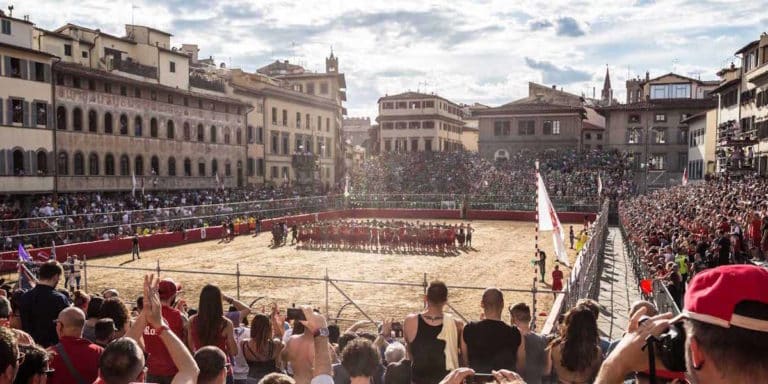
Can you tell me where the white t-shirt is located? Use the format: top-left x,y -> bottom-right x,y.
233,326 -> 251,380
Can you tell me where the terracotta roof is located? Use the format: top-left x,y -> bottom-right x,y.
0,13 -> 33,25
55,61 -> 248,107
126,24 -> 172,37
378,91 -> 461,108
158,45 -> 191,58
735,40 -> 759,55
472,100 -> 585,116
0,41 -> 58,58
230,83 -> 340,110
596,97 -> 717,113
680,111 -> 708,124
54,23 -> 137,45
708,78 -> 741,94
646,72 -> 712,85
36,28 -> 74,40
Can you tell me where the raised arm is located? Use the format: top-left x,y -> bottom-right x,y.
224,294 -> 251,319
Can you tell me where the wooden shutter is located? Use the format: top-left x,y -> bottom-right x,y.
0,96 -> 3,125
2,57 -> 10,77
19,59 -> 27,80
22,101 -> 30,127
6,99 -> 12,124
25,150 -> 33,175
5,150 -> 12,176
0,150 -> 5,176
47,104 -> 53,129
43,63 -> 51,83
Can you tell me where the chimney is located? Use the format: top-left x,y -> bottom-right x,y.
645,71 -> 650,82
552,85 -> 557,89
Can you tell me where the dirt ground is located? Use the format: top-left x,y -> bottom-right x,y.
83,219 -> 582,329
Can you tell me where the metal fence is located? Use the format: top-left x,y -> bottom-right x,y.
543,200 -> 610,333
617,220 -> 681,315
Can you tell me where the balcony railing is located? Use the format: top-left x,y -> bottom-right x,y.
114,59 -> 158,79
190,74 -> 226,93
747,62 -> 768,85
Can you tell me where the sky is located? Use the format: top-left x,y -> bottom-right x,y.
8,0 -> 768,119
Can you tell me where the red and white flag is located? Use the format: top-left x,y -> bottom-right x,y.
597,172 -> 603,196
682,167 -> 688,186
537,172 -> 570,266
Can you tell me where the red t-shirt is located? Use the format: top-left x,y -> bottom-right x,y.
144,305 -> 185,376
49,336 -> 103,384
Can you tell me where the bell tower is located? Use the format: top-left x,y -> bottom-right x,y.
325,48 -> 338,74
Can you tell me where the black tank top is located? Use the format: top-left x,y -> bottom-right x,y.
410,315 -> 447,384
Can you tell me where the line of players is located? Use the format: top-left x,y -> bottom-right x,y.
295,219 -> 474,253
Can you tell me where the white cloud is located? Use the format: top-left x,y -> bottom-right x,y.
10,0 -> 767,119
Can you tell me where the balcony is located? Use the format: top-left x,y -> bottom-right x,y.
58,175 -> 233,192
0,176 -> 54,193
190,74 -> 226,93
747,62 -> 768,85
114,59 -> 158,79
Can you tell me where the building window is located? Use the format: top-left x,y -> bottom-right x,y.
652,127 -> 667,144
198,160 -> 205,176
384,139 -> 392,152
628,128 -> 641,144
9,99 -> 22,124
411,138 -> 419,152
257,159 -> 264,176
88,79 -> 95,90
82,51 -> 88,59
272,107 -> 278,124
210,126 -> 217,143
585,133 -> 592,140
677,128 -> 688,145
649,154 -> 665,170
88,153 -> 99,175
120,86 -> 127,96
211,159 -> 218,176
184,158 -> 192,176
134,116 -> 143,136
1,19 -> 10,35
197,124 -> 204,141
88,110 -> 97,132
104,82 -> 112,93
236,128 -> 242,144
168,157 -> 176,176
282,109 -> 288,126
170,61 -> 176,73
183,123 -> 191,140
119,155 -> 130,176
104,113 -> 113,134
654,113 -> 666,122
8,58 -> 21,78
257,127 -> 263,143
306,83 -> 315,95
150,118 -> 158,137
73,152 -> 84,175
282,135 -> 289,154
247,125 -> 254,143
57,152 -> 69,175
134,156 -> 144,175
320,82 -> 329,94
518,120 -> 535,135
596,133 -> 603,140
134,88 -> 141,98
425,139 -> 433,152
105,154 -> 115,176
36,103 -> 47,126
64,44 -> 72,56
543,120 -> 560,135
225,162 -> 231,177
494,121 -> 511,136
119,114 -> 128,135
167,121 -> 175,139
247,158 -> 254,176
650,84 -> 690,99
326,118 -> 330,132
296,112 -> 301,128
33,62 -> 45,82
271,166 -> 278,178
56,106 -> 67,130
224,128 -> 231,144
72,108 -> 83,131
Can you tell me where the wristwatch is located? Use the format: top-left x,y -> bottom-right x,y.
314,327 -> 329,338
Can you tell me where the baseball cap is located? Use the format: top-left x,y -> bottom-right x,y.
672,265 -> 768,331
158,278 -> 182,300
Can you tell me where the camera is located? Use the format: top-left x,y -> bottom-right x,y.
640,316 -> 687,373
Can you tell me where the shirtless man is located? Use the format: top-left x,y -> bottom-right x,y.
280,322 -> 315,384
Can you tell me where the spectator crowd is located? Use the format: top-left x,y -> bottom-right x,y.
0,261 -> 766,384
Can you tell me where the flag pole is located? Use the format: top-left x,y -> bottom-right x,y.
534,161 -> 540,283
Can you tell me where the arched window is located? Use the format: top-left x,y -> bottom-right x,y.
73,152 -> 85,175
120,154 -> 130,176
198,159 -> 206,176
183,158 -> 191,176
88,153 -> 99,175
247,125 -> 254,143
211,159 -> 218,176
56,106 -> 67,130
88,110 -> 97,132
119,114 -> 128,135
183,122 -> 190,140
225,161 -> 232,176
168,157 -> 176,176
12,149 -> 24,176
72,108 -> 83,131
104,112 -> 113,134
134,116 -> 143,137
150,118 -> 158,138
197,124 -> 204,142
57,152 -> 68,175
105,154 -> 115,176
167,120 -> 175,139
150,156 -> 159,175
135,156 -> 144,175
210,125 -> 217,143
224,127 -> 231,144
236,129 -> 242,144
37,151 -> 48,175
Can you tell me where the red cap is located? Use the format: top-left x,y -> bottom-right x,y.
158,279 -> 181,300
672,265 -> 768,331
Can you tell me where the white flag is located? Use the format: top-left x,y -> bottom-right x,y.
537,172 -> 570,266
682,167 -> 688,186
597,173 -> 603,196
344,175 -> 350,197
131,170 -> 136,197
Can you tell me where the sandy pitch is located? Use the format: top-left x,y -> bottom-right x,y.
83,220 -> 580,329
